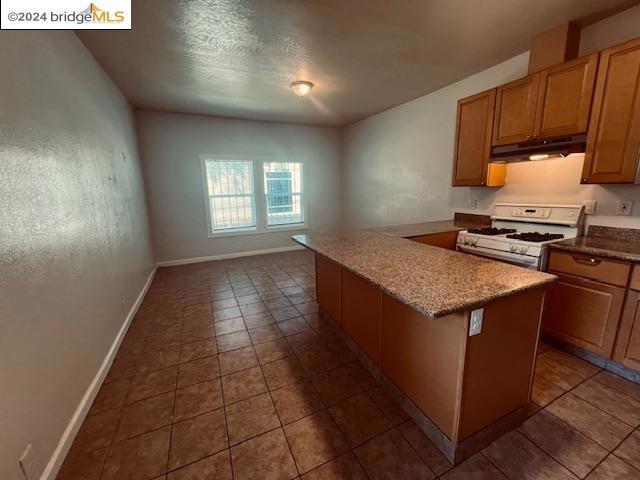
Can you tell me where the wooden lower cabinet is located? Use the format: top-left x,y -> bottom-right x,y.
613,289 -> 640,371
543,272 -> 625,357
340,269 -> 382,365
408,231 -> 459,250
315,254 -> 341,325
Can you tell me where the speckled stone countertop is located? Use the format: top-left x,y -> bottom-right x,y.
550,226 -> 640,263
292,231 -> 556,318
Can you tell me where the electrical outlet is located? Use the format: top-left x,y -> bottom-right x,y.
583,200 -> 597,215
468,197 -> 477,209
469,308 -> 483,336
616,200 -> 633,216
18,444 -> 35,480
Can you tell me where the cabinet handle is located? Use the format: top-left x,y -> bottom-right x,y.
572,255 -> 601,266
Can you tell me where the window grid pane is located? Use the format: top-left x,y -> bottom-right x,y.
263,162 -> 303,226
206,160 -> 256,231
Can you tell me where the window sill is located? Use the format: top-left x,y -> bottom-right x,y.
208,223 -> 309,239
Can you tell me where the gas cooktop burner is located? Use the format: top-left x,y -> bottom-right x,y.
467,227 -> 517,236
506,232 -> 565,242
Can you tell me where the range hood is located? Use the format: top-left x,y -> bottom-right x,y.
491,134 -> 587,162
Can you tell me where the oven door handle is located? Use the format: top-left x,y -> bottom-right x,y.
457,244 -> 540,269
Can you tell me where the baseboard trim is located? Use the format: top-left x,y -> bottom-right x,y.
156,245 -> 305,267
41,267 -> 157,480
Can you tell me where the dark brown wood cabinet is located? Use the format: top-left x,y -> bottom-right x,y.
582,37 -> 640,184
543,272 -> 625,357
315,254 -> 341,325
534,53 -> 598,139
614,289 -> 640,371
408,231 -> 459,250
493,75 -> 540,146
452,90 -> 496,186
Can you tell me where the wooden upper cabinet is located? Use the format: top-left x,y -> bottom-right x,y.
582,37 -> 640,184
534,53 -> 598,139
492,74 -> 540,146
452,89 -> 496,186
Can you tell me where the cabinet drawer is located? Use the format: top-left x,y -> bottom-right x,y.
548,250 -> 630,287
631,266 -> 640,291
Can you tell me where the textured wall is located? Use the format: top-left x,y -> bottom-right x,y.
341,5 -> 640,230
136,110 -> 342,263
0,31 -> 154,479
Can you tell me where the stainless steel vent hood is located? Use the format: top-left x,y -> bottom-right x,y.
491,134 -> 587,162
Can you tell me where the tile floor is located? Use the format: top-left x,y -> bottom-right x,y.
58,250 -> 640,480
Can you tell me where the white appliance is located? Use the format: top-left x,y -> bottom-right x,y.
456,203 -> 585,270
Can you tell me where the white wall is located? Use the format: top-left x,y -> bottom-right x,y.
0,31 -> 154,479
136,111 -> 342,263
341,5 -> 640,230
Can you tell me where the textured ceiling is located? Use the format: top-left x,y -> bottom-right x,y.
77,0 -> 640,126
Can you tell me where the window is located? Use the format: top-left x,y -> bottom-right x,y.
264,162 -> 303,226
201,157 -> 306,236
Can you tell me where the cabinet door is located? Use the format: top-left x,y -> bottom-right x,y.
452,89 -> 495,186
613,290 -> 640,371
582,37 -> 640,184
492,74 -> 540,146
543,272 -> 625,357
315,254 -> 341,325
534,53 -> 598,139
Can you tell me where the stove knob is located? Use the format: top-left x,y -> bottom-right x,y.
519,246 -> 528,254
510,244 -> 517,253
471,239 -> 478,246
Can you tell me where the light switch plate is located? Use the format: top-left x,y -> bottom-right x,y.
583,200 -> 596,215
469,308 -> 483,336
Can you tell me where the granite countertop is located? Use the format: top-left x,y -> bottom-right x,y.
550,232 -> 640,263
371,220 -> 480,238
292,231 -> 556,318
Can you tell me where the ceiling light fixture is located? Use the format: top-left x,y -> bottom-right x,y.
290,80 -> 314,97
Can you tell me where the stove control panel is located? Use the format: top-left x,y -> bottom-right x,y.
512,207 -> 550,218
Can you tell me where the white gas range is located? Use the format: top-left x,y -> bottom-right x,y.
456,203 -> 585,270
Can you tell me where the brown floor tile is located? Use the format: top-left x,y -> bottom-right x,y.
218,345 -> 258,375
249,324 -> 284,344
297,347 -> 341,375
243,311 -> 275,329
294,302 -> 319,316
326,340 -> 357,363
144,327 -> 182,353
72,408 -> 121,454
397,421 -> 452,476
531,374 -> 566,407
343,361 -> 379,391
519,410 -> 607,478
255,338 -> 294,364
167,450 -> 232,480
535,355 -> 587,390
211,297 -> 238,311
127,366 -> 178,403
262,356 -> 308,390
440,453 -> 505,479
310,366 -> 362,406
225,392 -> 281,445
213,306 -> 242,321
174,378 -> 223,421
303,312 -> 328,329
586,454 -> 640,479
271,306 -> 301,322
221,365 -> 268,404
368,386 -> 409,425
90,379 -> 130,415
240,302 -> 269,316
614,430 -> 640,470
540,349 -> 601,377
57,447 -> 108,480
236,293 -> 263,306
278,317 -> 311,337
116,391 -> 175,441
301,452 -> 367,480
288,293 -> 314,305
230,428 -> 297,480
264,297 -> 293,310
483,430 -> 576,479
572,379 -> 640,426
105,355 -> 139,383
181,322 -> 215,344
329,392 -> 392,447
260,289 -> 286,300
101,426 -> 170,480
271,380 -> 325,425
282,286 -> 305,296
216,330 -> 252,353
284,411 -> 349,473
169,408 -> 228,470
179,338 -> 217,363
177,355 -> 220,388
286,330 -> 321,353
546,393 -> 633,450
592,371 -> 640,402
355,428 -> 433,479
214,317 -> 246,336
135,348 -> 181,376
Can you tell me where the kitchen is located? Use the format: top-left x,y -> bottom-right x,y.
2,2 -> 640,480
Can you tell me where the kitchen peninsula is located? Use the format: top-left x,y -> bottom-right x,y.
293,229 -> 556,463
